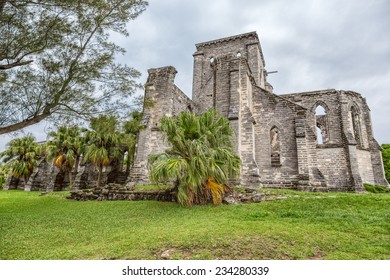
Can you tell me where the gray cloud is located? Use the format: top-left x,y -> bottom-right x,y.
1,0 -> 389,150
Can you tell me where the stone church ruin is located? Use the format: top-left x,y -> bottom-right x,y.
4,31 -> 389,192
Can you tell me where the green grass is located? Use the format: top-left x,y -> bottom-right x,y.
0,189 -> 389,260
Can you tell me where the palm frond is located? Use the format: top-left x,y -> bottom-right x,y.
148,109 -> 241,207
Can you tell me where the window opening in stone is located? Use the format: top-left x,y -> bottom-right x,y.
209,56 -> 216,65
270,126 -> 281,167
315,105 -> 327,144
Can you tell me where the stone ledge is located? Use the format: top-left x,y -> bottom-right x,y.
67,185 -> 285,205
67,185 -> 177,202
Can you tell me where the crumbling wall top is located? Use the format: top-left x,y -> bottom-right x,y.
195,31 -> 259,48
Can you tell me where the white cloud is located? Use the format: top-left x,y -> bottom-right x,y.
1,0 -> 389,150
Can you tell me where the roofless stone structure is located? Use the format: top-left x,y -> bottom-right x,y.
4,32 -> 388,192
128,31 -> 388,191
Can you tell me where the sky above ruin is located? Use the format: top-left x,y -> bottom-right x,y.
1,0 -> 389,150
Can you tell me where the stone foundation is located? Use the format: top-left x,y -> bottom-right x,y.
67,184 -> 287,204
67,184 -> 177,202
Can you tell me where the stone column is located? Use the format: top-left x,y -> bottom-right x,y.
295,112 -> 310,187
338,91 -> 364,191
192,51 -> 204,110
127,66 -> 177,185
347,144 -> 364,191
2,175 -> 13,190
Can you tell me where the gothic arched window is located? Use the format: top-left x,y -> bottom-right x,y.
315,105 -> 328,144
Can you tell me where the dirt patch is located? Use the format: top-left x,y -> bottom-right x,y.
154,236 -> 293,260
309,249 -> 325,260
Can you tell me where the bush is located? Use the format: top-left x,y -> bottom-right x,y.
0,164 -> 11,190
382,144 -> 390,183
363,183 -> 390,193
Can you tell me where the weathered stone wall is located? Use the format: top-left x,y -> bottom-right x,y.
128,66 -> 192,186
316,148 -> 350,190
280,89 -> 388,189
68,185 -> 177,202
281,90 -> 344,145
251,87 -> 318,189
3,175 -> 21,190
192,32 -> 267,115
5,156 -> 128,192
356,149 -> 375,185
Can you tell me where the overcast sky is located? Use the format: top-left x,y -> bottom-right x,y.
1,0 -> 389,150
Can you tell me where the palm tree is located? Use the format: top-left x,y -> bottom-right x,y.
148,109 -> 241,207
46,126 -> 85,189
123,111 -> 143,170
0,136 -> 41,186
84,115 -> 123,188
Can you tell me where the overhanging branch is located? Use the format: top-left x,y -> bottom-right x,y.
0,60 -> 33,70
0,110 -> 50,135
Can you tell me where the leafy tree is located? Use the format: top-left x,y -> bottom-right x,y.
0,164 -> 10,189
0,0 -> 148,135
46,125 -> 85,189
0,135 -> 42,185
148,110 -> 241,207
84,115 -> 122,188
382,144 -> 390,183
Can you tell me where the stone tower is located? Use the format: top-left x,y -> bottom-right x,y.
191,32 -> 274,184
192,32 -> 270,115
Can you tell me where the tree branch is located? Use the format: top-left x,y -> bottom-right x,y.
0,60 -> 33,70
0,110 -> 50,134
0,0 -> 6,13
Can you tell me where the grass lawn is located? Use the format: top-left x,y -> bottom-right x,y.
0,189 -> 389,260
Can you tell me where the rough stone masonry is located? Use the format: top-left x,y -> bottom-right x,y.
4,31 -> 389,192
128,31 -> 389,192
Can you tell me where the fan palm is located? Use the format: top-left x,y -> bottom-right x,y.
0,136 -> 41,185
46,126 -> 85,189
123,111 -> 143,168
148,109 -> 240,207
84,115 -> 123,188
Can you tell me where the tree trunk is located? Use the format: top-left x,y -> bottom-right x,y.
97,165 -> 103,188
74,156 -> 80,174
68,157 -> 80,190
68,171 -> 74,190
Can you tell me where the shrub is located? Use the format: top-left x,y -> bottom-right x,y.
148,110 -> 240,207
0,164 -> 11,190
363,183 -> 390,193
382,144 -> 390,183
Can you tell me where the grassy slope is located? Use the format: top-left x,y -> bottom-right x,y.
0,190 -> 389,260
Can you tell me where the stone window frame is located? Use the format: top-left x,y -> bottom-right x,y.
311,101 -> 331,145
348,102 -> 364,148
267,122 -> 283,167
